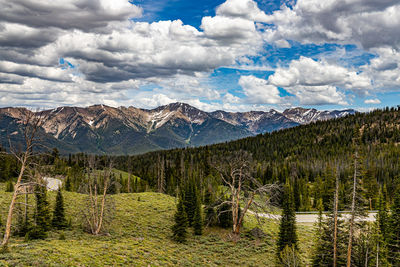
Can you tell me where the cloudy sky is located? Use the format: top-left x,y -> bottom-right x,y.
0,0 -> 399,112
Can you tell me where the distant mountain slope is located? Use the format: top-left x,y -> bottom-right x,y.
0,103 -> 355,154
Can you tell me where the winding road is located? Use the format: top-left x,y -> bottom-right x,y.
249,211 -> 377,224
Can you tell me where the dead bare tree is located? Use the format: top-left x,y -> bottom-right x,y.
1,110 -> 46,250
213,150 -> 280,237
82,157 -> 114,235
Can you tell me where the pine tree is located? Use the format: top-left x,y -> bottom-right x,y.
172,192 -> 188,243
377,191 -> 389,241
277,180 -> 298,262
388,189 -> 400,264
184,180 -> 196,226
312,213 -> 348,266
108,173 -> 117,194
52,189 -> 68,230
28,185 -> 51,239
203,186 -> 216,226
14,205 -> 30,237
370,208 -> 390,267
65,176 -> 72,192
193,189 -> 203,235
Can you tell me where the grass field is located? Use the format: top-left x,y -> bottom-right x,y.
0,184 -> 315,266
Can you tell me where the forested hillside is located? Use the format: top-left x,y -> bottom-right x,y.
111,106 -> 400,211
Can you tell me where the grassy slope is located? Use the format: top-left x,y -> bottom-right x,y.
0,185 -> 314,266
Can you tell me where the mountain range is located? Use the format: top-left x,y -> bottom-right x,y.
0,103 -> 355,155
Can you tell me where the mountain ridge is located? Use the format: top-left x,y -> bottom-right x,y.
0,103 -> 355,154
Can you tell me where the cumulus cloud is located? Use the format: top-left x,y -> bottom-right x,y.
0,0 -> 268,109
1,0 -> 400,110
0,0 -> 142,32
364,98 -> 381,104
239,75 -> 282,104
268,56 -> 371,93
216,0 -> 269,22
262,0 -> 400,98
264,0 -> 400,50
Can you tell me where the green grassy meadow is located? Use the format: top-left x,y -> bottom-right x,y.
0,184 -> 314,266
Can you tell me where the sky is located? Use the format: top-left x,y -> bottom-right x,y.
0,0 -> 399,112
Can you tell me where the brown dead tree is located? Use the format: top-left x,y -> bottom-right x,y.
213,150 -> 280,237
82,157 -> 114,235
1,110 -> 46,250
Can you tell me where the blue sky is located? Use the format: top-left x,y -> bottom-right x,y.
128,0 -> 392,111
0,0 -> 399,112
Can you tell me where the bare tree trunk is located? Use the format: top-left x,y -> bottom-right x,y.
333,169 -> 340,267
214,151 -> 279,238
95,181 -> 108,235
1,151 -> 28,248
347,152 -> 358,267
1,111 -> 45,249
376,242 -> 379,267
85,163 -> 111,235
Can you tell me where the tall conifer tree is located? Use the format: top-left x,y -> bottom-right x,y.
29,185 -> 51,239
388,189 -> 400,264
277,180 -> 298,261
193,189 -> 203,235
172,191 -> 188,243
52,189 -> 68,229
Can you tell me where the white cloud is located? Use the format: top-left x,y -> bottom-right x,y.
286,85 -> 347,105
0,0 -> 268,108
264,0 -> 400,50
216,0 -> 269,22
239,75 -> 282,104
268,56 -> 371,94
1,0 -> 399,110
364,98 -> 381,104
223,93 -> 241,104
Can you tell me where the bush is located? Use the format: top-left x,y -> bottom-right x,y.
58,232 -> 66,240
5,180 -> 14,192
25,228 -> 47,240
279,245 -> 301,267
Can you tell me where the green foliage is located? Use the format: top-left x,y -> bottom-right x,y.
203,187 -> 216,226
29,185 -> 51,239
311,212 -> 348,266
5,180 -> 13,192
0,154 -> 18,182
64,177 -> 71,192
388,189 -> 400,264
52,189 -> 68,230
217,202 -> 232,229
14,206 -> 31,237
279,245 -> 301,267
58,232 -> 66,240
172,192 -> 188,243
277,180 -> 298,262
193,191 -> 203,235
378,192 -> 389,241
183,180 -> 196,226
